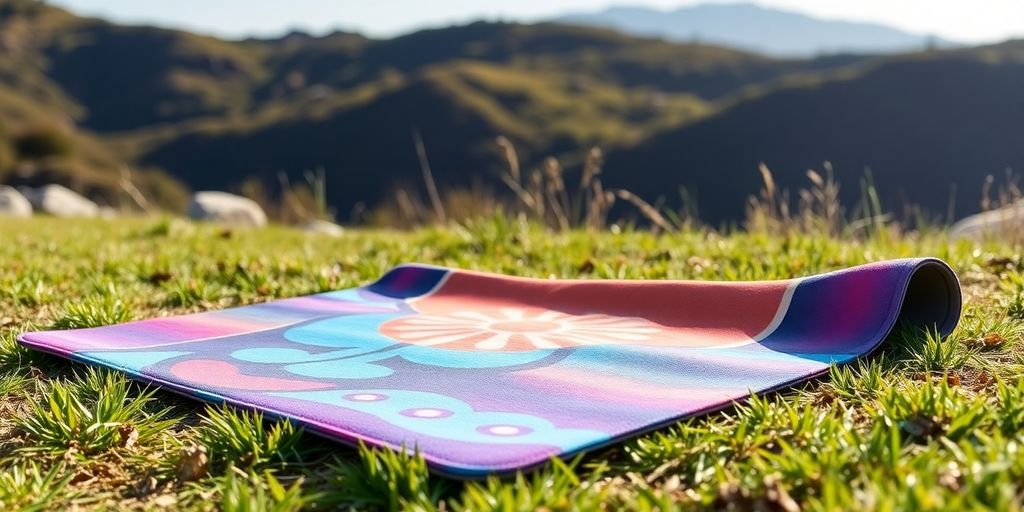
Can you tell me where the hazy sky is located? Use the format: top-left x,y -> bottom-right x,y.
48,0 -> 1024,44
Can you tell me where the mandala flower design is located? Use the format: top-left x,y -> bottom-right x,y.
379,307 -> 662,351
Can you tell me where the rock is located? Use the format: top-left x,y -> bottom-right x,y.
950,203 -> 1024,240
20,184 -> 98,218
302,219 -> 344,237
186,191 -> 267,228
0,185 -> 32,217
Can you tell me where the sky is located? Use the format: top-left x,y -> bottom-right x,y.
48,0 -> 1024,45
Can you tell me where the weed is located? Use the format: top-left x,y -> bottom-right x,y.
17,368 -> 176,455
455,458 -> 608,511
0,462 -> 75,511
216,467 -> 309,512
52,296 -> 134,329
195,406 -> 305,471
321,443 -> 447,511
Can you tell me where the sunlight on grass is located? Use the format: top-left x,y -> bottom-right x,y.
0,216 -> 1022,509
321,443 -> 447,511
888,326 -> 975,373
215,467 -> 308,512
17,368 -> 176,455
195,406 -> 305,471
455,458 -> 608,511
0,462 -> 76,512
51,296 -> 135,330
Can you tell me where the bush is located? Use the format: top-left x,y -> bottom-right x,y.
13,127 -> 74,159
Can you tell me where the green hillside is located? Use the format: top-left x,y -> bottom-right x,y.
0,0 -> 262,130
0,76 -> 187,209
110,20 -> 866,218
1,0 -> 1019,222
0,0 -> 193,208
0,0 -> 871,216
128,60 -> 712,212
605,42 -> 1024,224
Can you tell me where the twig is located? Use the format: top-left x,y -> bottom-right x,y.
118,166 -> 150,213
412,128 -> 447,224
614,189 -> 676,233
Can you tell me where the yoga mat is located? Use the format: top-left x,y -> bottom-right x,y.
19,258 -> 961,477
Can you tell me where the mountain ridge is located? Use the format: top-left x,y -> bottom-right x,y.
604,41 -> 1024,224
0,0 -> 1019,225
557,3 -> 955,57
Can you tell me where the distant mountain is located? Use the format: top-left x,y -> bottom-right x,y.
1,0 -> 1017,226
557,3 -> 953,57
604,42 -> 1024,224
0,0 -> 864,215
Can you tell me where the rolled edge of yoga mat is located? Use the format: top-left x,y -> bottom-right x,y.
17,258 -> 962,477
755,257 -> 961,358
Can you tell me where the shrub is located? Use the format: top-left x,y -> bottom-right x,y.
13,127 -> 74,160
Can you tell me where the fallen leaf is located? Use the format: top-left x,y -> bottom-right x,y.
69,470 -> 94,485
812,389 -> 836,407
982,333 -> 1006,348
176,444 -> 208,482
976,371 -> 996,389
119,424 -> 139,449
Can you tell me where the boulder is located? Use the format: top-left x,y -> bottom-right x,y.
0,185 -> 32,217
187,191 -> 267,227
950,203 -> 1024,240
20,184 -> 98,218
302,219 -> 344,237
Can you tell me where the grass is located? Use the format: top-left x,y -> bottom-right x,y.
0,215 -> 1022,510
16,367 -> 175,455
213,468 -> 308,512
196,407 -> 306,471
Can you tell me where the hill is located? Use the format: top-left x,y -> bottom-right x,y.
557,3 -> 953,57
0,0 -> 1017,224
0,81 -> 186,209
1,0 -> 871,216
604,41 -> 1024,225
120,21 -> 871,218
0,0 -> 263,131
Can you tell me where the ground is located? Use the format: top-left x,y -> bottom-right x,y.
0,216 -> 1022,511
